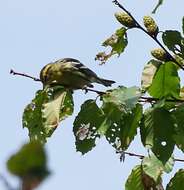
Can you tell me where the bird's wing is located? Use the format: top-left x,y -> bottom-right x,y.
59,58 -> 98,80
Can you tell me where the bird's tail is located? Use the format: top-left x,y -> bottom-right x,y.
98,78 -> 115,87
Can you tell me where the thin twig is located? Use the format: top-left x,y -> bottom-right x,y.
10,69 -> 41,82
10,69 -> 107,95
84,88 -> 105,95
124,151 -> 144,159
174,158 -> 184,162
112,0 -> 184,70
140,96 -> 184,103
10,70 -> 184,103
117,151 -> 184,162
0,174 -> 14,190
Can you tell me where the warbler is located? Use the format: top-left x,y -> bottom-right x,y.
40,58 -> 115,89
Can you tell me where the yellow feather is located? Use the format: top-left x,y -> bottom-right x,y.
40,63 -> 52,82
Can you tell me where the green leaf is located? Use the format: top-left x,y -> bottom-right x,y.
95,27 -> 128,64
182,17 -> 184,35
23,90 -> 48,143
102,27 -> 128,55
59,90 -> 74,119
125,165 -> 144,190
7,141 -> 49,179
152,0 -> 164,14
103,86 -> 142,112
23,86 -> 73,143
164,156 -> 175,173
172,104 -> 184,152
162,30 -> 182,52
101,86 -> 142,151
180,86 -> 184,100
110,27 -> 128,55
125,165 -> 163,190
153,98 -> 176,111
104,103 -> 142,151
73,100 -> 105,154
141,108 -> 175,163
73,87 -> 143,154
141,59 -> 161,91
140,109 -> 154,149
148,62 -> 180,99
166,169 -> 184,190
126,165 -> 164,190
142,154 -> 174,182
119,104 -> 142,150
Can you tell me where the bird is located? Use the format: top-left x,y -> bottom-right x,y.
40,58 -> 115,89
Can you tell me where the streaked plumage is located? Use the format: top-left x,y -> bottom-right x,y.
40,58 -> 115,89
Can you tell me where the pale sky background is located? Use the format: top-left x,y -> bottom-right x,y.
1,0 -> 184,190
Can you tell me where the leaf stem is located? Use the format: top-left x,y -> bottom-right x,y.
112,0 -> 184,70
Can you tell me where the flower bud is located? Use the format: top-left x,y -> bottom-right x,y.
143,16 -> 158,36
115,12 -> 135,28
151,48 -> 168,61
174,54 -> 184,68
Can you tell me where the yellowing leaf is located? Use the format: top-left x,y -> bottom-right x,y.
23,86 -> 74,143
180,86 -> 184,100
142,154 -> 174,182
141,59 -> 161,91
42,88 -> 73,136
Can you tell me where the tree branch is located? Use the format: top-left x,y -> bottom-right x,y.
10,69 -> 106,95
112,0 -> 184,70
117,151 -> 184,163
10,69 -> 41,82
123,151 -> 144,159
10,70 -> 184,102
